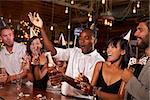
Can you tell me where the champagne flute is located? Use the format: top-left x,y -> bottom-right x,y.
78,58 -> 85,75
76,57 -> 86,88
45,52 -> 59,91
16,74 -> 23,99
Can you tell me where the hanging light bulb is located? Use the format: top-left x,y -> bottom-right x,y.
0,16 -> 3,20
137,1 -> 140,8
104,19 -> 107,25
8,19 -> 11,23
65,6 -> 68,14
133,6 -> 136,13
50,25 -> 54,31
109,21 -> 112,27
71,0 -> 74,5
107,21 -> 110,26
89,16 -> 92,22
102,0 -> 105,4
88,12 -> 91,17
68,24 -> 71,29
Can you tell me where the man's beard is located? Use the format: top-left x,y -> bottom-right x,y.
138,33 -> 149,49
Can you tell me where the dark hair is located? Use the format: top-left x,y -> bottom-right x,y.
26,36 -> 43,56
107,36 -> 130,69
81,28 -> 95,37
0,26 -> 13,35
138,17 -> 150,31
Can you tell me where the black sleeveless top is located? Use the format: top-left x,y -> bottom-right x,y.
96,64 -> 122,94
32,64 -> 49,90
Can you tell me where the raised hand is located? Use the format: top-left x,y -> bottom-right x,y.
21,54 -> 31,70
28,12 -> 43,28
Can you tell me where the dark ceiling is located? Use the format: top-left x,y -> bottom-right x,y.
0,0 -> 149,53
0,0 -> 149,26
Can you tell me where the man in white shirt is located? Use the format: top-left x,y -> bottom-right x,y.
28,12 -> 105,98
0,26 -> 27,82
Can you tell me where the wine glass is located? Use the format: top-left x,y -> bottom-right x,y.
0,68 -> 7,89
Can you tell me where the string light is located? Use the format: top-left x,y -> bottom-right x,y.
21,36 -> 23,38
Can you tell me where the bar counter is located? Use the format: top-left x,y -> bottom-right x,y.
0,83 -> 84,100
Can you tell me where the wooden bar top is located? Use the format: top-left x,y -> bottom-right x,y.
0,83 -> 83,100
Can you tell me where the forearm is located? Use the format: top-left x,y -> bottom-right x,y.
96,91 -> 123,100
7,69 -> 28,82
40,27 -> 56,56
126,76 -> 149,100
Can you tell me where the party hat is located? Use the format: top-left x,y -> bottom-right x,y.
0,17 -> 6,28
58,33 -> 66,46
124,29 -> 131,42
30,27 -> 38,38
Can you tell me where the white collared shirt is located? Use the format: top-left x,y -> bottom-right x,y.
54,47 -> 105,98
0,42 -> 26,75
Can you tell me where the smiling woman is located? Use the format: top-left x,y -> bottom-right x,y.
79,36 -> 130,100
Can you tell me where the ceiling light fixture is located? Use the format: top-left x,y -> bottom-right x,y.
100,0 -> 114,27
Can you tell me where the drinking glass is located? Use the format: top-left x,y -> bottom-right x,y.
0,68 -> 7,89
16,75 -> 23,99
78,58 -> 85,75
46,52 -> 61,92
47,66 -> 61,93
